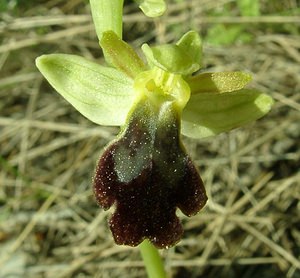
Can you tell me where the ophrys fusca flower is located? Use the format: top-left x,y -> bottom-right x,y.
36,1 -> 273,248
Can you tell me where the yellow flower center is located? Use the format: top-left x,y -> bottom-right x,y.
133,66 -> 190,111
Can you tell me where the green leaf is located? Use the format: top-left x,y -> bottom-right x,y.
176,31 -> 202,68
187,72 -> 252,94
36,54 -> 135,126
136,0 -> 167,17
181,89 -> 274,138
100,31 -> 146,79
90,0 -> 124,41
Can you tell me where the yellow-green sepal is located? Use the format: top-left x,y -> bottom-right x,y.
176,31 -> 202,69
187,71 -> 252,94
36,54 -> 135,126
181,89 -> 274,138
141,31 -> 202,75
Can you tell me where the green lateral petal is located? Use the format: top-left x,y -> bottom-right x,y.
142,44 -> 200,75
100,31 -> 146,79
187,72 -> 252,94
137,0 -> 167,17
176,31 -> 202,68
90,0 -> 124,41
181,89 -> 274,138
36,54 -> 134,126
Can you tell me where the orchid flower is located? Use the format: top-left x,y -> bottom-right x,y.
36,0 -> 273,249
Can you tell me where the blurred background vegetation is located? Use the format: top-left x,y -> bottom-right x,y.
0,0 -> 299,277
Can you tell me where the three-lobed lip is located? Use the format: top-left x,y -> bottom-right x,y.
93,97 -> 207,248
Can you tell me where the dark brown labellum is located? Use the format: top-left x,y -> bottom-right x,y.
93,98 -> 207,248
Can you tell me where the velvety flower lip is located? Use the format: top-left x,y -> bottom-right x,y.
93,97 -> 207,248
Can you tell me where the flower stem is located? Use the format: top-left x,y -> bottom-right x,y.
139,240 -> 167,278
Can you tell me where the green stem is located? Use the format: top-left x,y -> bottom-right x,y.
139,240 -> 167,278
90,0 -> 124,40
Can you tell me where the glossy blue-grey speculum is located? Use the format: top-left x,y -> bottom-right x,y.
93,96 -> 207,248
